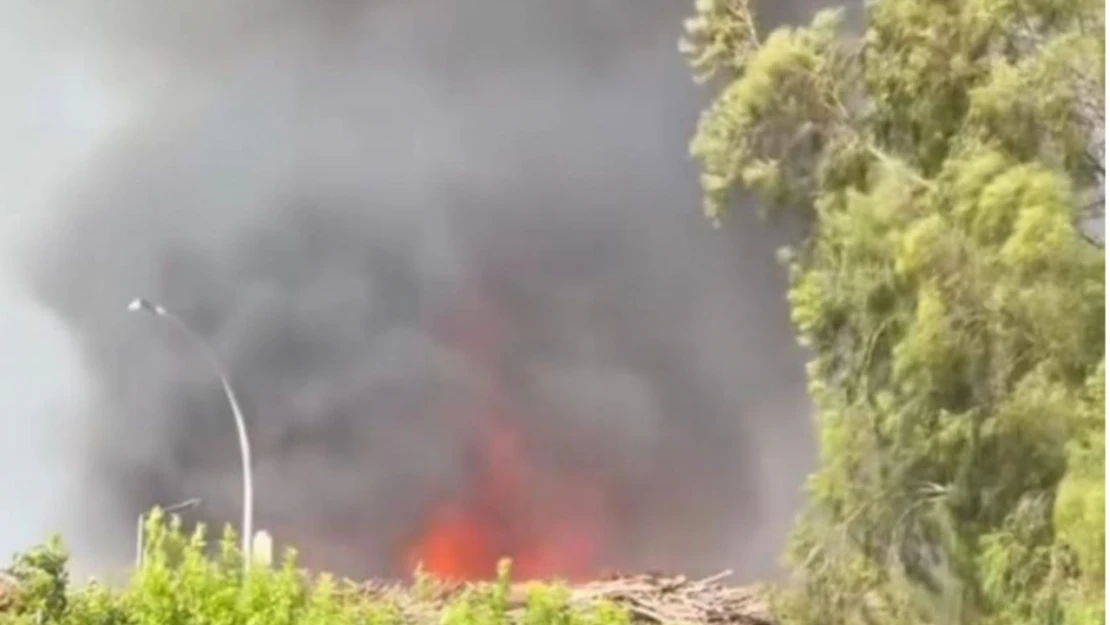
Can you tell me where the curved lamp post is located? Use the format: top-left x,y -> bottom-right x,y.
128,298 -> 254,570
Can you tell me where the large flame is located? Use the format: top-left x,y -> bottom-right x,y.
404,285 -> 609,582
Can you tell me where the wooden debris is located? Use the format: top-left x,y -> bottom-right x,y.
558,572 -> 773,625
347,571 -> 775,625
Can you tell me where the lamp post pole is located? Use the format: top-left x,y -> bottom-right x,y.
135,497 -> 202,567
128,298 -> 254,570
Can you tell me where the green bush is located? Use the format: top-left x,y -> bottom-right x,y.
0,509 -> 632,625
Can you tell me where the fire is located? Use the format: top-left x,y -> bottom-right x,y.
404,285 -> 609,582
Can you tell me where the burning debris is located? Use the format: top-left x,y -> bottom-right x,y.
401,284 -> 612,582
357,571 -> 775,625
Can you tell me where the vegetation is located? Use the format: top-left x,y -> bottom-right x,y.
3,1 -> 1103,624
0,509 -> 632,625
681,0 -> 1104,623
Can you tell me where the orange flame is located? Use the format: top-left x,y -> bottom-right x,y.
404,286 -> 608,582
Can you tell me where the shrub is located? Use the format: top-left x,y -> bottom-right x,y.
0,509 -> 632,625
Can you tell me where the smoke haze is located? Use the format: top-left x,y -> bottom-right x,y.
4,0 -> 834,581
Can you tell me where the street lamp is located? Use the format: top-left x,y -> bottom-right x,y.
127,297 -> 254,570
135,497 -> 202,567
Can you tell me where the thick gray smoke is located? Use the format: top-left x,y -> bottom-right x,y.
19,0 -> 826,581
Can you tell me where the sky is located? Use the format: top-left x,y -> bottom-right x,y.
0,5 -> 131,563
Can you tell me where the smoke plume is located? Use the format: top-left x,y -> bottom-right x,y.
18,0 -> 829,582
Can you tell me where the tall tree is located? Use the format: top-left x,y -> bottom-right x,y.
680,0 -> 1104,623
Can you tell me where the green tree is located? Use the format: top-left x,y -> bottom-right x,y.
680,0 -> 1104,623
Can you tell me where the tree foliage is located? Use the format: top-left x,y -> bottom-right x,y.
682,0 -> 1104,623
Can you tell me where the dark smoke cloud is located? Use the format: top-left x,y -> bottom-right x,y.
24,0 -> 831,581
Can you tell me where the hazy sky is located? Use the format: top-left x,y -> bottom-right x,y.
0,5 -> 130,563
